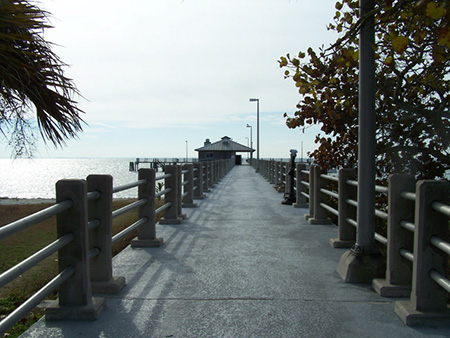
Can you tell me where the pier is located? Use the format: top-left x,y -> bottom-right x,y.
19,165 -> 448,337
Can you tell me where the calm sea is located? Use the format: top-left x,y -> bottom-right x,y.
0,158 -> 144,199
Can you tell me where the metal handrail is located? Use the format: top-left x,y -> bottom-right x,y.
320,174 -> 338,182
0,233 -> 74,288
429,269 -> 450,294
155,202 -> 172,216
156,173 -> 172,181
400,191 -> 416,202
112,199 -> 148,219
432,201 -> 450,218
320,188 -> 338,200
0,199 -> 73,241
155,188 -> 172,199
0,266 -> 75,335
112,217 -> 148,245
112,179 -> 147,193
430,235 -> 450,256
320,202 -> 339,216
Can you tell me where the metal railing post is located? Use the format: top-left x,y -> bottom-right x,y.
159,165 -> 183,224
373,174 -> 415,297
46,179 -> 106,320
308,166 -> 333,224
395,180 -> 450,326
131,168 -> 164,247
330,168 -> 357,248
87,175 -> 126,293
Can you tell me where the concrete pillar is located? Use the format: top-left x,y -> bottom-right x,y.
308,166 -> 333,224
182,164 -> 198,208
330,168 -> 357,248
87,175 -> 126,293
159,165 -> 183,224
373,174 -> 414,297
294,164 -> 308,208
193,162 -> 205,199
305,165 -> 315,220
273,162 -> 280,189
395,180 -> 450,326
46,179 -> 106,320
203,163 -> 210,192
131,169 -> 164,247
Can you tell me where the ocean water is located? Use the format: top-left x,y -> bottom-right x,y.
0,158 -> 143,199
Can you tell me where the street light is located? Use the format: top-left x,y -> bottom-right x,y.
249,98 -> 259,172
245,137 -> 249,159
185,140 -> 188,162
246,124 -> 253,162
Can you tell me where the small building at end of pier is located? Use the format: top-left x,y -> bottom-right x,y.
195,136 -> 254,164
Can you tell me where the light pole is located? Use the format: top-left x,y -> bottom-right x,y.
245,137 -> 249,159
185,140 -> 188,162
249,98 -> 259,172
246,124 -> 253,163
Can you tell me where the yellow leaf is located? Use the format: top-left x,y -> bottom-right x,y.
384,56 -> 394,66
392,35 -> 409,54
426,2 -> 446,20
438,27 -> 450,48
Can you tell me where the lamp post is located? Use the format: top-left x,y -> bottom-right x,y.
249,98 -> 259,172
185,140 -> 188,162
246,124 -> 253,163
245,137 -> 249,159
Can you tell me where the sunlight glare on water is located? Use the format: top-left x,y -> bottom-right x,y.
0,158 -> 141,199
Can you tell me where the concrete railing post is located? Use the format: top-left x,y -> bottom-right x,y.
203,163 -> 210,192
131,168 -> 164,247
395,180 -> 450,326
308,166 -> 333,224
330,168 -> 357,248
294,163 -> 308,208
193,162 -> 205,199
182,163 -> 198,208
46,179 -> 106,320
373,174 -> 415,297
159,165 -> 183,224
273,162 -> 280,188
87,175 -> 125,294
305,165 -> 315,220
284,162 -> 289,195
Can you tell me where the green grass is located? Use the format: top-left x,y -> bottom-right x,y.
0,199 -> 163,338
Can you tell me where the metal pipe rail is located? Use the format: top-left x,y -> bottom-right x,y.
0,159 -> 235,335
113,179 -> 147,194
0,199 -> 73,241
0,233 -> 74,288
0,266 -> 75,335
112,217 -> 148,245
112,198 -> 148,219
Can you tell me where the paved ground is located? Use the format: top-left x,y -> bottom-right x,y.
21,165 -> 449,337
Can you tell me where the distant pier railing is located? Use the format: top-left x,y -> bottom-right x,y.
129,158 -> 197,172
0,159 -> 234,336
255,158 -> 450,327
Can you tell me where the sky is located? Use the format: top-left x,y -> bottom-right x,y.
1,0 -> 339,159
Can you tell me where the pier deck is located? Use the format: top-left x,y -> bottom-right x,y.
21,165 -> 448,337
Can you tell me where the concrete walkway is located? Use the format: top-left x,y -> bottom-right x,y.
22,165 -> 448,337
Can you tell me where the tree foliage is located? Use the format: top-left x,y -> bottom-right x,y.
0,0 -> 84,157
280,0 -> 450,179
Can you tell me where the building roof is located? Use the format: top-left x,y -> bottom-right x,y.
195,136 -> 254,153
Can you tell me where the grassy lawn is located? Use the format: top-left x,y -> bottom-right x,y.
0,199 -> 163,337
